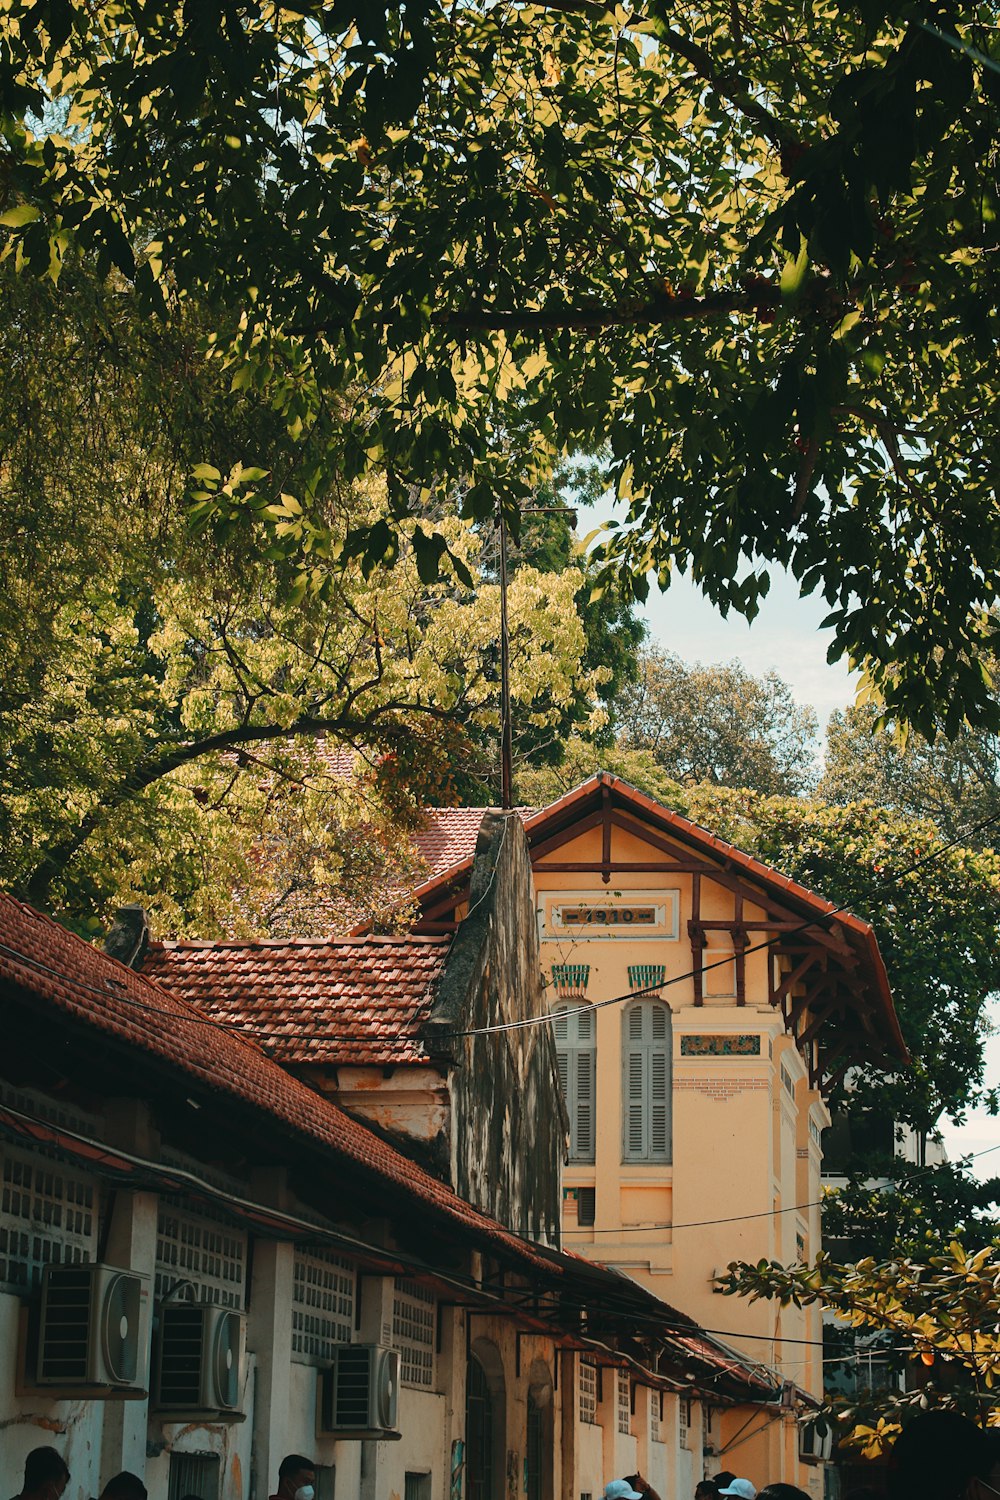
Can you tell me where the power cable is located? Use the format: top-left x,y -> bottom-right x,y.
559,1141 -> 1000,1235
7,799 -> 994,1054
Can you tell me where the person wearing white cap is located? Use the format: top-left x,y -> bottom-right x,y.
603,1483 -> 643,1500
717,1483 -> 757,1500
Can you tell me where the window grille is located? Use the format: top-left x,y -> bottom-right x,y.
622,1002 -> 672,1163
0,1145 -> 98,1292
650,1390 -> 661,1444
576,1187 -> 596,1227
405,1476 -> 431,1500
782,1065 -> 796,1098
553,1006 -> 596,1163
155,1201 -> 246,1308
617,1370 -> 631,1434
393,1277 -> 435,1387
292,1248 -> 356,1363
551,964 -> 590,998
809,1117 -> 822,1146
167,1454 -> 220,1500
679,1395 -> 692,1449
579,1358 -> 598,1424
628,964 -> 666,994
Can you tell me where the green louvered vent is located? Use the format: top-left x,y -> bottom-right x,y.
628,964 -> 666,994
551,964 -> 590,997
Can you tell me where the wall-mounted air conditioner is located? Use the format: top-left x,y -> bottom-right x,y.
37,1262 -> 144,1389
319,1344 -> 401,1438
154,1301 -> 245,1417
799,1417 -> 834,1463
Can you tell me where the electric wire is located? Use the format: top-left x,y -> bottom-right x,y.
6,801 -> 996,1053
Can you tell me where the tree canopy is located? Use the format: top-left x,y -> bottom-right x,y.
3,2 -> 1000,733
0,261 -> 617,933
722,1242 -> 1000,1445
822,701 -> 1000,843
617,649 -> 818,795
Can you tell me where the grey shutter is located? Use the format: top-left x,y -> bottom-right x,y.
622,1002 -> 672,1162
553,1006 -> 596,1162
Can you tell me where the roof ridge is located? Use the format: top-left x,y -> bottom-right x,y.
150,934 -> 451,952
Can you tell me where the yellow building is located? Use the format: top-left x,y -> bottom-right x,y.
409,774 -> 907,1494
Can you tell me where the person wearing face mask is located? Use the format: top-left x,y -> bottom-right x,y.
10,1447 -> 70,1500
270,1456 -> 317,1500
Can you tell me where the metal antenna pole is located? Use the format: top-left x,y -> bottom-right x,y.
498,505 -> 513,810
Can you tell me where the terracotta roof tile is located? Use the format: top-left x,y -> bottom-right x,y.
0,892 -> 545,1267
142,935 -> 448,1066
413,807 -> 535,875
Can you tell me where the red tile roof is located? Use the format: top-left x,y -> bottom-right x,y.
406,774 -> 907,1062
143,935 -> 449,1065
413,806 -> 535,875
0,889 -> 791,1405
0,891 -> 547,1268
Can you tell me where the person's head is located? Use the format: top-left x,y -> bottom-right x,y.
757,1487 -> 810,1500
717,1483 -> 756,1500
714,1479 -> 737,1495
100,1474 -> 148,1500
603,1484 -> 642,1500
696,1484 -> 720,1500
22,1449 -> 70,1500
888,1410 -> 995,1500
277,1456 -> 317,1500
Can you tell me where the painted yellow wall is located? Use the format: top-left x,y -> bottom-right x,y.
534,818 -> 830,1493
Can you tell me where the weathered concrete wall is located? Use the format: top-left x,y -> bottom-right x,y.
424,812 -> 567,1247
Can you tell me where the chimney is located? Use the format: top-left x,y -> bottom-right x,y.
103,905 -> 151,969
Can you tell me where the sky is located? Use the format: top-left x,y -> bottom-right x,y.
579,501 -> 1000,1186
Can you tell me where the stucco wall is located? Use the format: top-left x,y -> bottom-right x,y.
425,812 -> 566,1246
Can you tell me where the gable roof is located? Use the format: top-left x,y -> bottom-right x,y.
0,890 -> 544,1265
0,886 -> 791,1405
143,934 -> 449,1065
406,773 -> 908,1066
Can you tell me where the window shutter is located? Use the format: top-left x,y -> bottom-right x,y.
576,1049 -> 595,1160
553,1007 -> 596,1163
626,1047 -> 646,1158
622,1002 -> 672,1163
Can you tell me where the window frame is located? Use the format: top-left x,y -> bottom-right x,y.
552,1005 -> 596,1163
621,1000 -> 672,1164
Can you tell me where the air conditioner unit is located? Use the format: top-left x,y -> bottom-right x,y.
319,1344 -> 401,1438
799,1418 -> 834,1464
37,1262 -> 144,1389
154,1301 -> 245,1415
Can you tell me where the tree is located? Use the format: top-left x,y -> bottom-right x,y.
821,1159 -> 1000,1264
822,702 -> 1000,843
0,263 -> 610,932
683,787 -> 1000,1136
617,649 -> 818,795
513,732 -> 690,810
3,3 -> 1000,732
721,1242 -> 1000,1449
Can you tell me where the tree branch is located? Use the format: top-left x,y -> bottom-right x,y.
22,703 -> 456,910
531,0 -> 799,151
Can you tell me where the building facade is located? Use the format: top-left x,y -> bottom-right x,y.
401,776 -> 908,1492
0,821 -> 781,1500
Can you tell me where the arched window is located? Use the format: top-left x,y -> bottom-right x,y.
526,1359 -> 553,1500
466,1340 -> 505,1500
622,1000 -> 672,1162
552,1006 -> 596,1162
